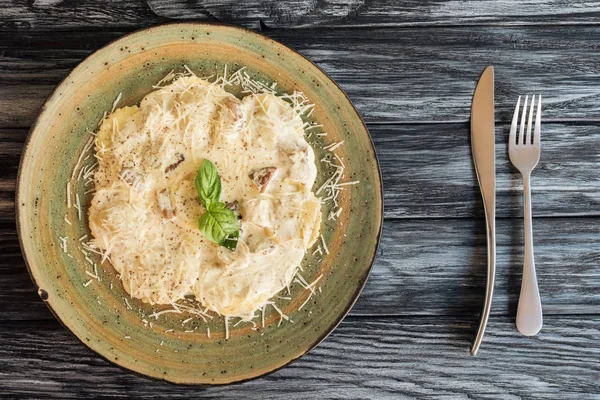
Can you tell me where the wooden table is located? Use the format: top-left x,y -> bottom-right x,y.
2,1 -> 600,398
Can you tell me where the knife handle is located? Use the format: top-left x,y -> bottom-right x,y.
471,218 -> 496,355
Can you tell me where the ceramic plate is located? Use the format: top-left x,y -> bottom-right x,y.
17,23 -> 382,385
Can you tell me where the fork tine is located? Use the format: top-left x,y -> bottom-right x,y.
518,95 -> 529,144
510,96 -> 521,145
534,95 -> 542,145
526,95 -> 535,144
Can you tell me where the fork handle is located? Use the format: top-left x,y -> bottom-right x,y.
516,173 -> 543,336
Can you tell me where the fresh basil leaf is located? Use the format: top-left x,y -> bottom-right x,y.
221,231 -> 239,251
195,159 -> 221,208
198,211 -> 224,245
198,202 -> 239,248
208,202 -> 239,234
194,160 -> 239,250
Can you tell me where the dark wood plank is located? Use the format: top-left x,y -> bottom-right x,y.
3,216 -> 600,321
3,122 -> 600,221
0,0 -> 167,30
146,0 -> 600,28
0,129 -> 22,220
376,122 -> 600,219
359,217 -> 600,316
2,0 -> 600,31
0,316 -> 598,398
2,26 -> 600,127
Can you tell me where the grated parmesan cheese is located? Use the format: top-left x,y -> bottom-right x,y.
111,92 -> 122,114
123,297 -> 132,310
320,235 -> 329,255
66,65 -> 362,336
59,236 -> 68,253
66,182 -> 71,208
85,270 -> 99,280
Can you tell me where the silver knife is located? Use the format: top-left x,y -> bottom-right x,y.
470,66 -> 496,355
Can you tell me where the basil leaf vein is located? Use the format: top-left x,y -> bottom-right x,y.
195,159 -> 221,208
198,203 -> 239,246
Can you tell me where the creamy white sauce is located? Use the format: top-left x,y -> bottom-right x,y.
89,76 -> 322,319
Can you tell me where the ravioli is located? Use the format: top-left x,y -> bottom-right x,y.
89,76 -> 322,319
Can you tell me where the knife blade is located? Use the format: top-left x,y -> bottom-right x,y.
470,66 -> 496,356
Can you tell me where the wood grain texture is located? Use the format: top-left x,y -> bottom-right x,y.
146,0 -> 600,28
2,1 -> 600,395
0,129 -> 21,219
2,0 -> 600,30
0,316 -> 598,399
2,122 -> 600,221
0,0 -> 167,30
3,216 -> 599,321
376,122 -> 600,219
3,26 -> 600,127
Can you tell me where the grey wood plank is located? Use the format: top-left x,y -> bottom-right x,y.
376,122 -> 600,219
359,217 -> 600,316
0,129 -> 22,221
0,316 -> 598,399
0,0 -> 167,30
146,0 -> 600,28
2,26 -> 600,127
3,216 -> 600,321
2,0 -> 600,30
2,122 -> 600,221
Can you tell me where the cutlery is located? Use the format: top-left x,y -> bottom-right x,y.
509,95 -> 543,336
470,66 -> 496,355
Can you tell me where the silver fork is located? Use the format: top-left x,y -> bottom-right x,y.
509,95 -> 543,336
